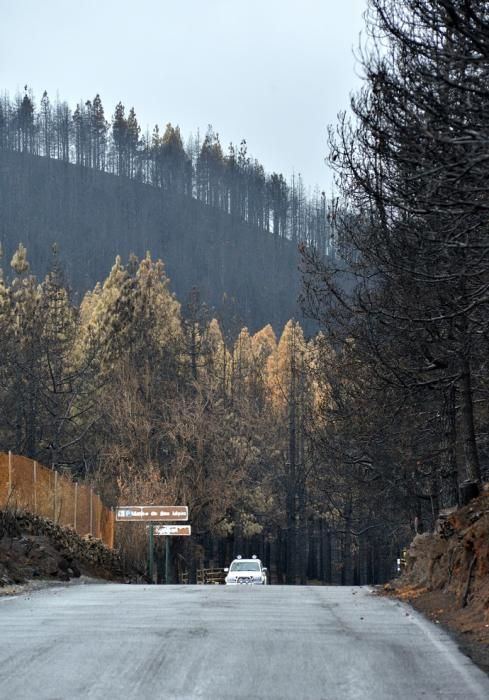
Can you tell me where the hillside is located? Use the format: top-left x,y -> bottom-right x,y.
0,151 -> 303,332
385,488 -> 489,672
0,509 -> 142,589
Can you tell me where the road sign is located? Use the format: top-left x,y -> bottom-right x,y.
153,525 -> 191,536
115,506 -> 188,522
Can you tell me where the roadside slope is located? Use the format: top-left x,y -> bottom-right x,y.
385,487 -> 489,672
0,509 -> 142,590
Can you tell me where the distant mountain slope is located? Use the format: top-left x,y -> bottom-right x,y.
0,151 -> 303,331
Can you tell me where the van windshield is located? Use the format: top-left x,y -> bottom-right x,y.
230,561 -> 260,572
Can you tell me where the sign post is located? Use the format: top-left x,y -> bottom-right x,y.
116,505 -> 189,584
148,521 -> 154,582
151,524 -> 192,583
165,537 -> 170,584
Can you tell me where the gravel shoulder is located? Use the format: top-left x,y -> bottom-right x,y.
382,489 -> 489,677
0,575 -> 107,598
400,588 -> 489,675
380,582 -> 489,676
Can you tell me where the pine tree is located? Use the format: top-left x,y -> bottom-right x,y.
232,327 -> 253,404
112,102 -> 127,176
8,244 -> 42,455
39,91 -> 52,158
37,245 -> 89,470
92,94 -> 108,170
132,252 -> 183,378
204,318 -> 231,395
16,89 -> 35,153
126,107 -> 140,178
266,320 -> 308,583
250,324 -> 277,413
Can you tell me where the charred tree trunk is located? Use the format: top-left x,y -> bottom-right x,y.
441,384 -> 459,508
286,350 -> 297,585
459,356 -> 481,484
321,524 -> 332,584
343,497 -> 353,585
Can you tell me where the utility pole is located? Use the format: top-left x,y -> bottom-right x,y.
165,537 -> 173,584
148,522 -> 154,582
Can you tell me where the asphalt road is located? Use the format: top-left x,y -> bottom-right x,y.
1,583 -> 488,700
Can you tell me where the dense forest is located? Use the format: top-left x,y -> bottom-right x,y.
3,0 -> 489,586
0,87 -> 331,250
302,0 -> 489,545
0,244 -> 403,584
0,87 -> 333,330
0,150 -> 301,332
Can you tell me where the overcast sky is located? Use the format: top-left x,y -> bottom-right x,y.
0,0 -> 367,190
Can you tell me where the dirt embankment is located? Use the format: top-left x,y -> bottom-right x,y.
385,487 -> 489,672
0,509 -> 144,591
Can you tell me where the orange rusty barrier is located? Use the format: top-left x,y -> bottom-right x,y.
0,451 -> 114,548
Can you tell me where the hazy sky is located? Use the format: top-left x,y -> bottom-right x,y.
0,0 -> 367,190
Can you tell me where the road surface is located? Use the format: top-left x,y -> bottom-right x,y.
1,583 -> 488,699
